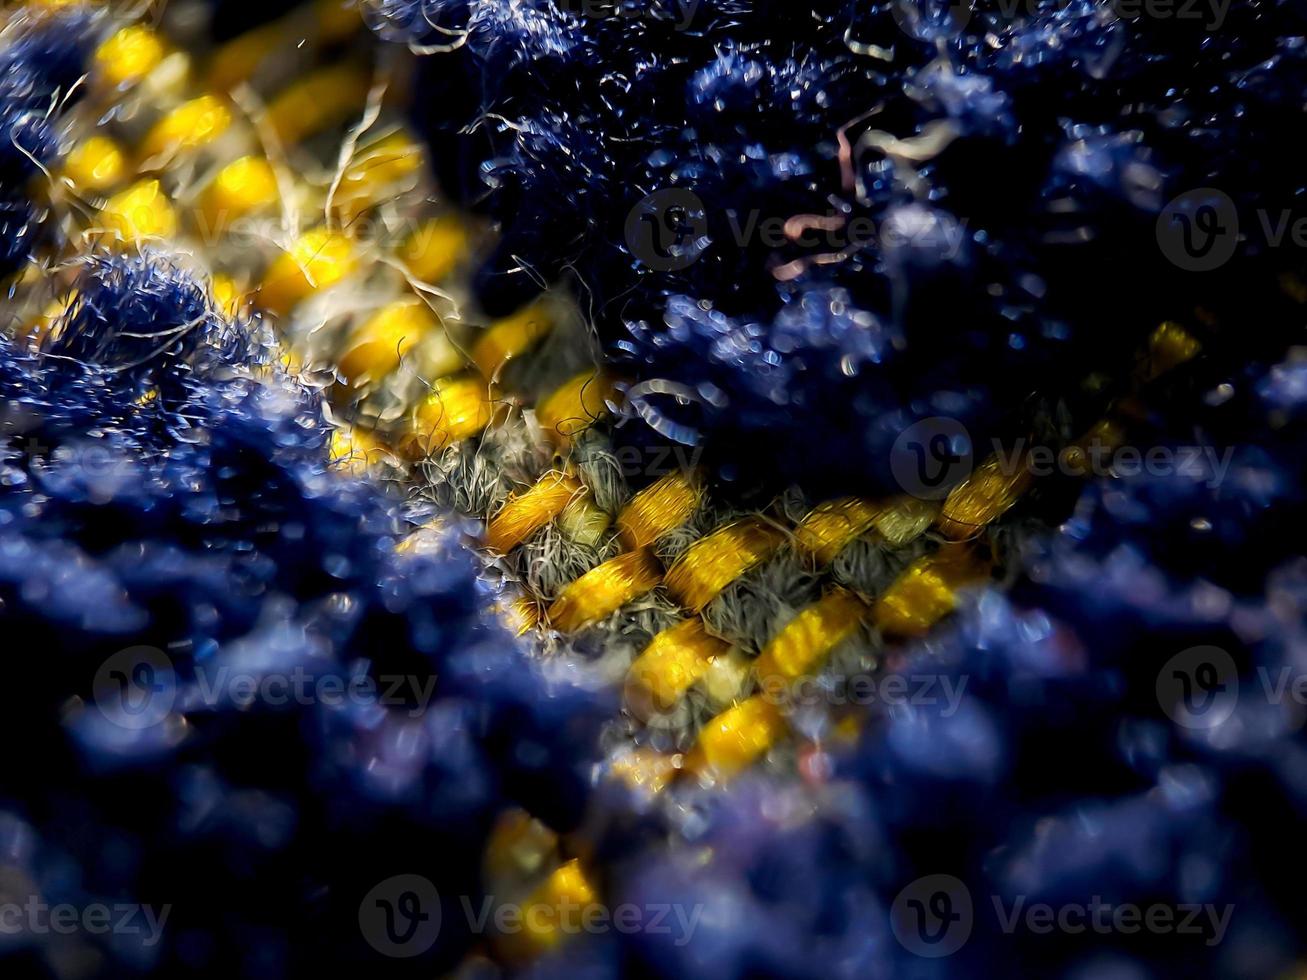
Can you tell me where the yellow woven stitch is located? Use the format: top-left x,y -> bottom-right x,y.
197,156 -> 280,236
93,23 -> 166,91
482,808 -> 559,885
937,451 -> 1033,540
872,495 -> 940,547
265,63 -> 372,146
752,588 -> 868,685
61,136 -> 126,193
498,859 -> 600,959
536,371 -> 615,442
138,94 -> 233,169
508,595 -> 542,636
626,618 -> 730,712
484,472 -> 584,553
615,469 -> 703,550
404,376 -> 497,457
607,749 -> 677,795
258,227 -> 357,315
328,425 -> 394,476
546,548 -> 664,633
1146,320 -> 1202,380
335,299 -> 440,389
663,519 -> 785,613
472,302 -> 555,379
331,129 -> 425,222
872,544 -> 988,638
557,492 -> 612,547
794,497 -> 881,565
400,215 -> 470,285
686,695 -> 787,781
99,179 -> 178,244
210,275 -> 248,319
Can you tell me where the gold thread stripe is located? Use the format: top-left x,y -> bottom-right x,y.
546,548 -> 663,633
871,495 -> 940,547
485,472 -> 583,553
472,302 -> 554,379
686,696 -> 786,780
336,300 -> 438,389
794,497 -> 881,564
663,519 -> 784,613
404,376 -> 496,457
938,452 -> 1033,540
872,545 -> 987,638
753,588 -> 868,685
536,371 -> 615,441
626,619 -> 729,712
499,859 -> 600,958
616,469 -> 703,550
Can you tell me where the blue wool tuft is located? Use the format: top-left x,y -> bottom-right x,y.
382,0 -> 1307,494
0,250 -> 610,975
526,336 -> 1307,978
0,8 -> 98,275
